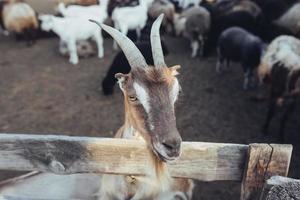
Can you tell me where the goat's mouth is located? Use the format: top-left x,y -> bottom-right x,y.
152,142 -> 181,162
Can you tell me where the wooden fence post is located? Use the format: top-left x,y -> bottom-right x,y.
240,143 -> 292,200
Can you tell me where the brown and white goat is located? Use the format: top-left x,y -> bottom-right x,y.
91,14 -> 194,200
2,0 -> 38,45
258,35 -> 300,141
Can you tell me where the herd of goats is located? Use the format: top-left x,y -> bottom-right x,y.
0,0 -> 300,143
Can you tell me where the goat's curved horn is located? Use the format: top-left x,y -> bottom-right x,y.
89,19 -> 148,69
150,14 -> 166,68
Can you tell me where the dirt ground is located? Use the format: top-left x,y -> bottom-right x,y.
0,34 -> 299,200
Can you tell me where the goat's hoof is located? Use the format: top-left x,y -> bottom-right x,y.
190,54 -> 197,58
70,60 -> 78,65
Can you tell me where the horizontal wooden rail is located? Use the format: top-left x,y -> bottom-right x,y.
0,133 -> 248,181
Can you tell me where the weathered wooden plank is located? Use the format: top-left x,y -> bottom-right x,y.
240,144 -> 293,200
240,144 -> 273,200
265,144 -> 293,178
0,133 -> 248,181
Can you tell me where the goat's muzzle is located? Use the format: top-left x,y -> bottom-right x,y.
152,129 -> 182,162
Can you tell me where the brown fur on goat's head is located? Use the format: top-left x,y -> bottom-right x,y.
117,65 -> 182,162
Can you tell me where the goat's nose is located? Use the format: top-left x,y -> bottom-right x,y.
162,138 -> 181,151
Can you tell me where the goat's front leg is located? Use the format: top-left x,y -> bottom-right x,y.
67,40 -> 78,65
216,47 -> 224,74
198,35 -> 204,57
243,69 -> 252,90
94,31 -> 104,58
190,40 -> 199,58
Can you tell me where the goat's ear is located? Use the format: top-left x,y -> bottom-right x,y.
169,65 -> 181,76
115,73 -> 129,91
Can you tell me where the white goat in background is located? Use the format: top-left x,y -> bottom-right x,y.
39,15 -> 104,65
111,0 -> 154,49
57,0 -> 109,22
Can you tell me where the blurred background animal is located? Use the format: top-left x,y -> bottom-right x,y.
216,27 -> 265,90
2,0 -> 38,45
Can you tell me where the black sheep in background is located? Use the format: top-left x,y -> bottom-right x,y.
101,41 -> 169,95
201,0 -> 263,53
216,27 -> 265,90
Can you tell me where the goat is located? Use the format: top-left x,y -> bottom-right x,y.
102,41 -> 169,95
57,0 -> 108,22
111,0 -> 154,49
258,35 -> 300,141
90,14 -> 194,199
174,5 -> 210,57
217,27 -> 265,90
2,1 -> 38,45
148,0 -> 176,34
39,15 -> 104,65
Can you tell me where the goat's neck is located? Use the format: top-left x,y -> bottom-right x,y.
119,99 -> 172,192
49,18 -> 65,35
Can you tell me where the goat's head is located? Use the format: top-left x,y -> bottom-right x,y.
38,15 -> 54,32
91,14 -> 182,162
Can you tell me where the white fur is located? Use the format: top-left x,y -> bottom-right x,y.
57,0 -> 108,22
171,78 -> 180,104
111,0 -> 153,49
39,15 -> 104,65
258,35 -> 300,83
133,82 -> 151,113
133,82 -> 156,131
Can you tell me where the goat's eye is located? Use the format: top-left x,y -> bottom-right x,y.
129,96 -> 138,102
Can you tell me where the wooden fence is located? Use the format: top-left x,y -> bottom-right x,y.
0,133 -> 293,200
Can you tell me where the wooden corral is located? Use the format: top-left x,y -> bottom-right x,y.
0,133 -> 293,200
